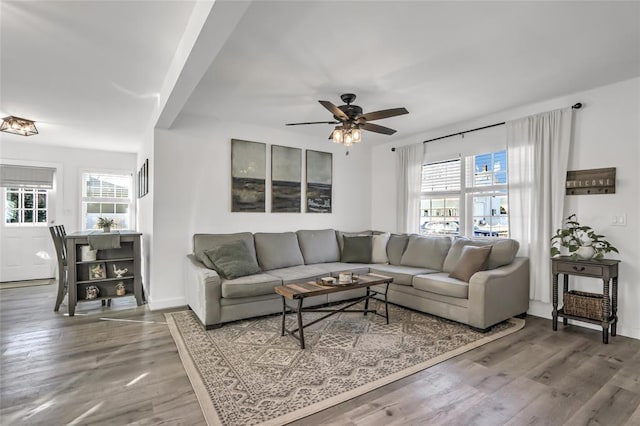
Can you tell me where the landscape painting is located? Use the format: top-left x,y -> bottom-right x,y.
271,145 -> 301,212
231,139 -> 266,212
306,150 -> 332,213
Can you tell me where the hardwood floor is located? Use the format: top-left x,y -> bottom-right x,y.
1,284 -> 638,425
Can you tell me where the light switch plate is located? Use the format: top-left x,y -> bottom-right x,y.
612,214 -> 627,226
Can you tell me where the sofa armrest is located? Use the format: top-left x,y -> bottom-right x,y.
185,254 -> 222,328
467,257 -> 530,329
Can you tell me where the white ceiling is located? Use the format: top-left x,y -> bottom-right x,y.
0,1 -> 195,152
1,1 -> 639,152
181,1 -> 640,145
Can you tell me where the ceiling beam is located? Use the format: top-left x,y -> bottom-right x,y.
153,1 -> 251,130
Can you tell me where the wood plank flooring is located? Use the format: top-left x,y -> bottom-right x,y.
1,283 -> 639,425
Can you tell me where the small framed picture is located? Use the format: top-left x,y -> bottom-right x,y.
89,263 -> 107,280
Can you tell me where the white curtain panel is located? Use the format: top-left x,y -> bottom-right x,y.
396,143 -> 424,234
506,107 -> 573,303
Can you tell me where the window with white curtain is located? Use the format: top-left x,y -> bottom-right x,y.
81,172 -> 132,230
420,150 -> 509,237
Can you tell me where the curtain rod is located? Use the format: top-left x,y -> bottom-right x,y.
391,102 -> 582,152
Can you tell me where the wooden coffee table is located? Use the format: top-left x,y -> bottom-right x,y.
274,273 -> 393,349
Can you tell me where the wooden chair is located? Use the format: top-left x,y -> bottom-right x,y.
49,225 -> 67,312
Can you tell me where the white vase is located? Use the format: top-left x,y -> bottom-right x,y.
576,245 -> 595,260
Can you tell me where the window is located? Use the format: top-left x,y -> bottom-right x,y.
5,188 -> 48,225
420,150 -> 509,237
420,159 -> 461,236
82,172 -> 132,230
466,150 -> 509,237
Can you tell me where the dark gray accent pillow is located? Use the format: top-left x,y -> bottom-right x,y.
341,235 -> 373,263
386,234 -> 410,265
204,240 -> 262,280
449,245 -> 492,282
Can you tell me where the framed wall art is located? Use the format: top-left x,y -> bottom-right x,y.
137,159 -> 149,198
271,145 -> 301,212
305,150 -> 332,213
231,139 -> 266,212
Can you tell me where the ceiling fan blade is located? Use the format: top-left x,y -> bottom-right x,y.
361,122 -> 397,135
286,121 -> 339,126
358,107 -> 409,122
319,100 -> 349,121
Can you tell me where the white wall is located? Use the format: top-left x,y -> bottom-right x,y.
0,140 -> 136,232
148,114 -> 372,309
372,77 -> 640,339
137,130 -> 154,299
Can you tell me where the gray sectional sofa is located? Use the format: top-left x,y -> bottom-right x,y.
185,229 -> 529,331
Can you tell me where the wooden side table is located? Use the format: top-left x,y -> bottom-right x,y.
551,256 -> 620,344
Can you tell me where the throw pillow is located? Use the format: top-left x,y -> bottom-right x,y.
386,234 -> 409,265
371,232 -> 390,263
341,235 -> 373,263
196,251 -> 217,270
449,245 -> 492,282
204,240 -> 262,280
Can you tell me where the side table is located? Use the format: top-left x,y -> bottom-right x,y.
551,256 -> 620,344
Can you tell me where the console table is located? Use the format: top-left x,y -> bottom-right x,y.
551,256 -> 620,343
66,231 -> 144,316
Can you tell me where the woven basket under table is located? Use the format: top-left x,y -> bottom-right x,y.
563,290 -> 608,321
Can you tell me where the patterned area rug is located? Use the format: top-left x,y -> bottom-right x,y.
166,301 -> 524,426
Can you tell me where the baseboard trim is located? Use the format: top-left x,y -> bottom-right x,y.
148,297 -> 187,311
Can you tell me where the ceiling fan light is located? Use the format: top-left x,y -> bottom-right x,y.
332,127 -> 343,144
344,132 -> 353,145
352,127 -> 361,143
0,116 -> 38,136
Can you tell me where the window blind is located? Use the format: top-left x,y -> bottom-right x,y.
421,159 -> 461,192
0,164 -> 55,189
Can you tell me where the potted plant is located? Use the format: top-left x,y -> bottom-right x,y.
96,217 -> 115,233
550,214 -> 619,260
115,282 -> 126,296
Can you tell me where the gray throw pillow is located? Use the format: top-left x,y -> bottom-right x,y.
341,235 -> 372,263
204,240 -> 262,280
386,234 -> 409,265
449,245 -> 492,282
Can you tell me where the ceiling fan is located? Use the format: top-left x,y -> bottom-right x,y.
286,93 -> 409,146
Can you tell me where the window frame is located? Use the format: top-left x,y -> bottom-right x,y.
79,169 -> 135,231
4,187 -> 49,227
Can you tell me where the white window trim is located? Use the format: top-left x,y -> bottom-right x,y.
79,168 -> 135,231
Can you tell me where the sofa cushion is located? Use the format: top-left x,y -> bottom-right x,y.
254,232 -> 305,271
449,245 -> 492,282
193,232 -> 257,270
342,235 -> 372,263
266,264 -> 328,284
312,262 -> 371,276
204,240 -> 262,280
400,235 -> 452,270
336,230 -> 372,254
386,234 -> 409,265
442,237 -> 520,272
371,232 -> 390,264
296,229 -> 340,264
413,273 -> 469,299
369,264 -> 438,286
221,273 -> 282,298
